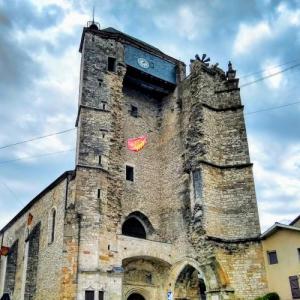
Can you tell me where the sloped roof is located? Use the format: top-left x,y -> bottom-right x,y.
261,222 -> 300,239
290,215 -> 300,226
102,27 -> 162,53
79,25 -> 184,65
0,170 -> 74,234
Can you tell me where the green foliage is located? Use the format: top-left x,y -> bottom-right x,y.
255,292 -> 280,300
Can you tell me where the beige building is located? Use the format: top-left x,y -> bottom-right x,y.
261,216 -> 300,300
0,21 -> 268,300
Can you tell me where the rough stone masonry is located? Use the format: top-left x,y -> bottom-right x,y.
0,23 -> 268,300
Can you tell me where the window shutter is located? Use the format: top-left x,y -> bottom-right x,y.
289,276 -> 300,299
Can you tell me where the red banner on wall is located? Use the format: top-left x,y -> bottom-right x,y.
127,136 -> 147,152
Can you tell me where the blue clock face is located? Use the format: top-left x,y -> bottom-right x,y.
137,57 -> 150,69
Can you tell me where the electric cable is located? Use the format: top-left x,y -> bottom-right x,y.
245,100 -> 300,115
0,181 -> 25,206
0,128 -> 75,150
240,62 -> 300,88
0,149 -> 75,165
239,58 -> 300,79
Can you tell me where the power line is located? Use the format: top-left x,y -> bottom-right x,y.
0,61 -> 298,153
0,149 -> 75,165
240,62 -> 300,88
0,128 -> 75,150
245,100 -> 300,115
239,58 -> 300,79
0,181 -> 24,207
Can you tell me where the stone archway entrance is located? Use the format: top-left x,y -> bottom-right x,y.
174,265 -> 206,300
127,293 -> 145,300
122,256 -> 171,299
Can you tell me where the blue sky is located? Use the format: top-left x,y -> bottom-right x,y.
0,0 -> 300,231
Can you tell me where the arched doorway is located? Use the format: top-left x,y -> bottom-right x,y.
174,265 -> 206,300
127,293 -> 145,300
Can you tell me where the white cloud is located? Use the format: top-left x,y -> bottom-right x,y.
15,10 -> 90,46
34,46 -> 80,100
277,3 -> 300,27
233,21 -> 271,55
154,5 -> 203,41
260,58 -> 286,90
29,0 -> 72,10
136,0 -> 155,9
249,135 -> 300,231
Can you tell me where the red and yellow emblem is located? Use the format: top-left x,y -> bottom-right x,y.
0,246 -> 10,256
127,136 -> 147,152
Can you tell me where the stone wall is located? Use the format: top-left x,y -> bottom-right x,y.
0,173 -> 72,300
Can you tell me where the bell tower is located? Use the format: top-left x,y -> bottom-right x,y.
63,21 -> 268,300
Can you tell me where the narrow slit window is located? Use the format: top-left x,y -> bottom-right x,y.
267,250 -> 278,264
98,155 -> 102,165
298,248 -> 300,261
107,57 -> 116,72
99,291 -> 104,300
50,209 -> 56,243
126,165 -> 134,182
85,290 -> 94,300
102,103 -> 106,110
192,169 -> 202,202
97,189 -> 101,199
130,105 -> 138,118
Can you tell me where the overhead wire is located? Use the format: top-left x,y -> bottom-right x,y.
0,149 -> 75,165
239,62 -> 300,88
245,100 -> 300,115
0,181 -> 25,206
239,58 -> 300,79
0,128 -> 75,150
0,60 -> 298,152
0,58 -> 299,162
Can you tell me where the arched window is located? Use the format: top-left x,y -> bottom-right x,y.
49,208 -> 56,243
122,217 -> 146,239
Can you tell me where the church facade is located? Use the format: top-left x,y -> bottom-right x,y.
0,23 -> 268,300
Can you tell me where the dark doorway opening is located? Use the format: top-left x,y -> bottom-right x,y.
174,265 -> 206,300
122,218 -> 146,239
127,293 -> 145,300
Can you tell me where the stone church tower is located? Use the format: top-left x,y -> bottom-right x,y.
0,22 -> 268,300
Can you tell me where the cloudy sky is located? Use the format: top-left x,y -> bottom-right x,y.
0,0 -> 300,231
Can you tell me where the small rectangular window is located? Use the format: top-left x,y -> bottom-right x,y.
85,290 -> 94,300
130,105 -> 138,118
289,275 -> 300,299
99,291 -> 104,300
98,155 -> 102,165
126,165 -> 134,182
267,250 -> 278,264
97,189 -> 101,199
107,57 -> 116,72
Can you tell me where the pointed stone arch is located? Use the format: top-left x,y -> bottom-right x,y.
122,211 -> 155,239
167,258 -> 233,299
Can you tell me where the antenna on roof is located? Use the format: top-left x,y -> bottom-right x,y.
87,3 -> 100,30
92,4 -> 95,23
